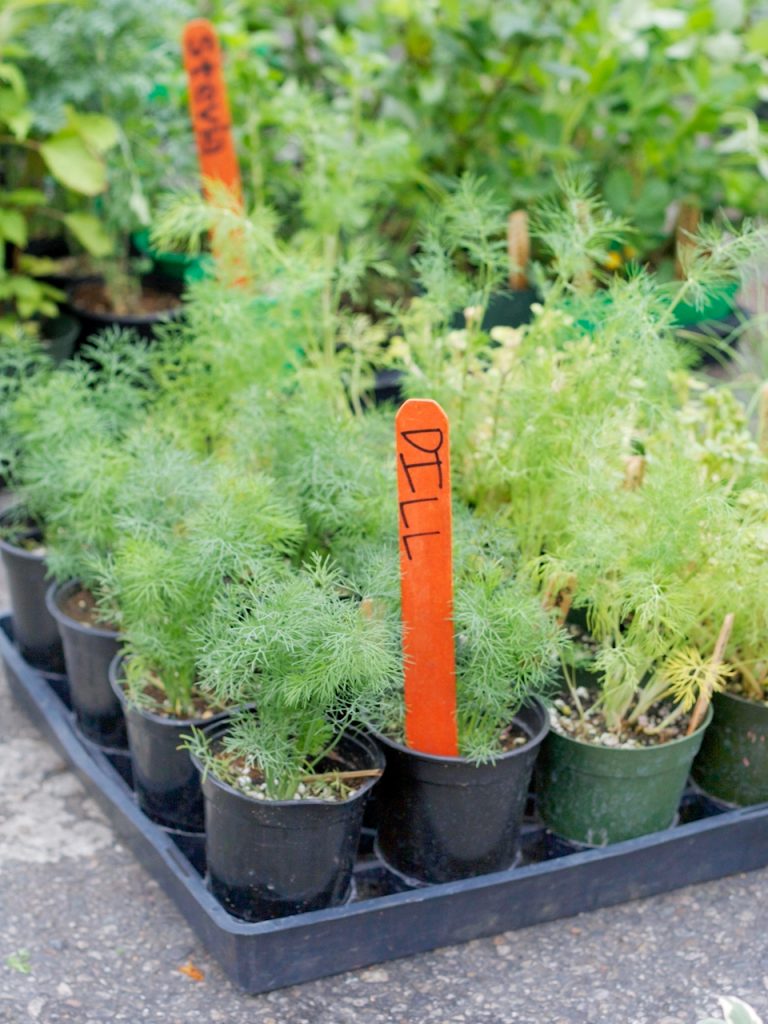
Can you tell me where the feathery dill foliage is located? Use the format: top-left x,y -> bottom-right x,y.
0,329 -> 53,484
152,189 -> 395,427
95,431 -> 305,715
192,555 -> 400,799
412,175 -> 509,317
6,331 -> 159,598
360,509 -> 564,762
388,177 -> 768,737
533,370 -> 768,733
224,385 -> 396,571
531,174 -> 630,295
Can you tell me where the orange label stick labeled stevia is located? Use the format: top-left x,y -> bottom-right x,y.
182,19 -> 242,206
396,399 -> 458,757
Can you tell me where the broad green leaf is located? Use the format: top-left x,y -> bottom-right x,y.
0,208 -> 27,247
40,133 -> 107,196
64,107 -> 119,154
0,61 -> 26,96
746,20 -> 768,54
6,107 -> 32,139
3,188 -> 45,207
63,212 -> 114,257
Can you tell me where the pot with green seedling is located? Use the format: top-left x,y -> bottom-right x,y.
686,386 -> 768,806
0,506 -> 64,674
364,400 -> 559,884
531,435 -> 735,846
104,447 -> 304,833
0,338 -> 63,672
187,556 -> 393,922
3,333 -> 160,743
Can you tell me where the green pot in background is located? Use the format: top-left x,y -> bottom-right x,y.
671,280 -> 739,328
131,229 -> 207,285
535,705 -> 713,846
692,691 -> 768,806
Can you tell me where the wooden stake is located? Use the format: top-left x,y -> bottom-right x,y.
396,399 -> 458,756
686,612 -> 734,736
675,202 -> 700,280
623,455 -> 646,491
507,210 -> 530,291
182,20 -> 242,207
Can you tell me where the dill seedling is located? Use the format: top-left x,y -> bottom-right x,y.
191,555 -> 400,800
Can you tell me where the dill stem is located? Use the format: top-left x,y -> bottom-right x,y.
687,612 -> 735,736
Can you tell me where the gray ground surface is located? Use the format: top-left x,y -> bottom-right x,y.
2,556 -> 768,1024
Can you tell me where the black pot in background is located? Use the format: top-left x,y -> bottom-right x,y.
692,690 -> 768,806
192,722 -> 384,922
40,314 -> 80,365
0,511 -> 64,674
45,579 -> 126,748
66,275 -> 183,348
449,288 -> 539,333
372,699 -> 549,884
110,654 -> 227,832
373,286 -> 539,407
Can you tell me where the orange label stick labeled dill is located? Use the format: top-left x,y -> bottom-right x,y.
396,399 -> 459,757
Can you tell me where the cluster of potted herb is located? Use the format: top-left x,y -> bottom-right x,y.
186,555 -> 395,920
2,331 -> 160,742
4,162 -> 768,935
105,446 -> 304,833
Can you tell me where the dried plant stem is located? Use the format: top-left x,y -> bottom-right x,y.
686,612 -> 734,736
675,202 -> 700,280
300,769 -> 383,784
542,574 -> 577,624
623,455 -> 646,490
507,210 -> 530,291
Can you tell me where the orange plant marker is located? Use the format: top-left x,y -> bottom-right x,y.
182,19 -> 242,206
396,399 -> 458,756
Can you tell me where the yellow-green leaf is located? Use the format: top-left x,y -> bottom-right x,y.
64,107 -> 119,154
40,133 -> 107,196
0,208 -> 27,247
63,212 -> 115,257
746,19 -> 768,53
4,188 -> 45,207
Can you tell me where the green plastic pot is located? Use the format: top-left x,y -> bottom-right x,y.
671,280 -> 739,328
131,229 -> 206,284
535,705 -> 712,846
692,691 -> 768,806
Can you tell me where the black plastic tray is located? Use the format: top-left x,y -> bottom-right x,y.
3,612 -> 768,994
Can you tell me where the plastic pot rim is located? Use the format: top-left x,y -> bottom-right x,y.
545,702 -> 714,759
0,508 -> 45,564
712,688 -> 768,713
67,276 -> 183,328
190,718 -> 385,810
109,652 -> 230,729
45,578 -> 120,642
369,695 -> 550,766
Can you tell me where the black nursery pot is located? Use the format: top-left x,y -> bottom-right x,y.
40,314 -> 80,365
449,287 -> 539,332
372,699 -> 549,885
192,723 -> 384,922
45,580 -> 126,747
0,512 -> 64,673
66,275 -> 183,347
110,655 -> 226,831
